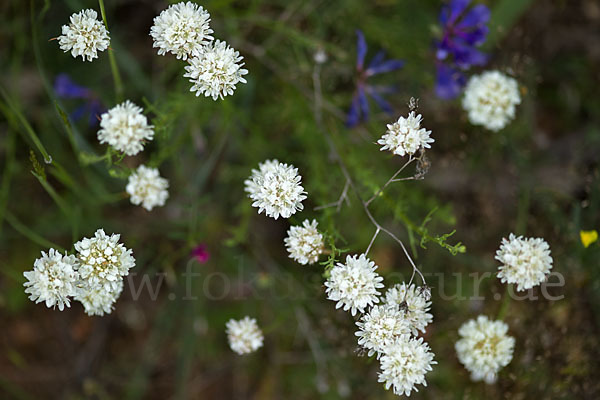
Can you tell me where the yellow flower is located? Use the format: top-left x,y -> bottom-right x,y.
580,230 -> 598,248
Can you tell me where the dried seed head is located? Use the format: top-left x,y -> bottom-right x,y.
419,285 -> 432,301
408,97 -> 419,112
415,152 -> 431,180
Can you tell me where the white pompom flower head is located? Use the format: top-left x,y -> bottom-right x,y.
495,233 -> 553,291
378,335 -> 437,396
462,70 -> 521,132
98,100 -> 155,156
184,40 -> 248,100
384,282 -> 433,336
150,1 -> 214,60
226,316 -> 264,355
378,112 -> 434,157
58,9 -> 110,62
76,279 -> 124,316
455,315 -> 515,384
284,219 -> 324,265
355,304 -> 411,358
71,229 -> 135,317
325,253 -> 384,316
23,248 -> 80,311
74,228 -> 135,292
126,165 -> 169,211
244,159 -> 307,220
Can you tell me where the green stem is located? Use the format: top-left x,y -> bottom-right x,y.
496,287 -> 511,320
0,130 -> 16,237
98,0 -> 124,102
0,87 -> 51,163
54,101 -> 82,165
4,211 -> 65,251
31,171 -> 74,228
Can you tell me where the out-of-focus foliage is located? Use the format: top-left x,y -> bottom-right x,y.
1,0 -> 599,399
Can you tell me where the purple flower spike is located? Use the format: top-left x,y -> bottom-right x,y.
346,30 -> 405,127
434,0 -> 491,99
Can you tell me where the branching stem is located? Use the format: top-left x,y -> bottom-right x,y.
311,65 -> 426,285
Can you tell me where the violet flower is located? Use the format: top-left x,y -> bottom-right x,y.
54,74 -> 104,126
346,30 -> 404,127
434,0 -> 490,99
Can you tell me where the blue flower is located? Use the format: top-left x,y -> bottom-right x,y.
346,30 -> 404,128
54,74 -> 105,126
434,0 -> 490,99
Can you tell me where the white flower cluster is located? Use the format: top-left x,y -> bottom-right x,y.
378,112 -> 434,157
325,254 -> 384,316
97,101 -> 170,211
184,40 -> 248,100
355,305 -> 410,357
76,279 -> 124,317
126,165 -> 169,211
226,316 -> 264,355
284,219 -> 324,265
378,335 -> 437,396
150,1 -> 213,60
385,282 -> 433,336
98,100 -> 154,156
150,2 -> 247,100
23,249 -> 79,311
321,253 -> 436,396
58,9 -> 110,62
462,71 -> 521,132
455,315 -> 515,384
352,282 -> 435,396
452,233 -> 551,383
23,229 -> 135,316
495,233 -> 553,291
245,159 -> 307,220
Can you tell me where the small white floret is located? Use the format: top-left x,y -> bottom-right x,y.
76,279 -> 124,316
462,70 -> 521,131
325,254 -> 384,316
150,1 -> 213,60
126,165 -> 169,211
378,335 -> 437,396
226,316 -> 264,355
378,112 -> 434,157
384,282 -> 433,336
74,229 -> 135,292
284,219 -> 324,265
23,249 -> 79,311
58,9 -> 110,62
355,304 -> 411,357
98,100 -> 154,156
184,40 -> 248,100
244,159 -> 307,220
495,233 -> 553,291
455,315 -> 515,384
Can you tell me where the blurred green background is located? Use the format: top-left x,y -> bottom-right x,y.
1,0 -> 599,398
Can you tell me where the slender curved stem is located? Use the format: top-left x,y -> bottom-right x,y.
366,227 -> 380,255
98,0 -> 124,101
365,156 -> 414,207
311,65 -> 426,285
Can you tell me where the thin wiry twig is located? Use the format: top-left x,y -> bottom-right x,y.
313,179 -> 350,211
365,156 -> 415,207
310,64 -> 426,286
365,227 -> 380,255
295,307 -> 328,384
